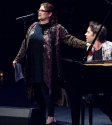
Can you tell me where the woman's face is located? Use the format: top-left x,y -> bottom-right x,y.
38,5 -> 52,22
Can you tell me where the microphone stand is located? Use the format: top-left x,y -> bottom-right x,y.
81,1 -> 112,64
16,16 -> 29,107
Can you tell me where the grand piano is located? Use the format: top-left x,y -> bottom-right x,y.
62,58 -> 112,93
61,58 -> 112,125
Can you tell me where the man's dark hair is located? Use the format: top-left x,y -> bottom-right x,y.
89,21 -> 107,43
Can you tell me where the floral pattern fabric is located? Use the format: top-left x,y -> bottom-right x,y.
14,22 -> 87,105
87,41 -> 112,61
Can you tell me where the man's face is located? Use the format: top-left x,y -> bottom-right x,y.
85,27 -> 95,43
38,5 -> 52,21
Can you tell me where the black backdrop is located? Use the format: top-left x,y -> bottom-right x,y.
0,0 -> 112,83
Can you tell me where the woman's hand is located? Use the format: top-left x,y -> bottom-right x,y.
12,60 -> 18,68
86,42 -> 91,47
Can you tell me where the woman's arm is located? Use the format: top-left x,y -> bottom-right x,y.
59,24 -> 87,49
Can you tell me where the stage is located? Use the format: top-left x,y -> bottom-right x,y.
0,72 -> 111,125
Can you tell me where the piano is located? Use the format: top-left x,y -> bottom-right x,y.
61,59 -> 112,125
61,58 -> 112,94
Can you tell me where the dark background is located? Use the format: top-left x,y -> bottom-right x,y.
1,0 -> 112,71
0,0 -> 112,106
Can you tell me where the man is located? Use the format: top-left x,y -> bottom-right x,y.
84,21 -> 112,122
85,21 -> 112,61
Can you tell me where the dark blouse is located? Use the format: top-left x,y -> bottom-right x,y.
93,47 -> 102,60
28,22 -> 51,83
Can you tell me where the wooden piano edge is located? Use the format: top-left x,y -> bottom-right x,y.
84,60 -> 112,66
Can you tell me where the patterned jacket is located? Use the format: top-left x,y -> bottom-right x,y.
14,22 -> 87,104
87,41 -> 112,61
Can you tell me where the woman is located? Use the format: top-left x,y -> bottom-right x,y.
13,2 -> 88,124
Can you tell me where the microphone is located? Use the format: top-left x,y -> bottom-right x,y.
16,13 -> 35,20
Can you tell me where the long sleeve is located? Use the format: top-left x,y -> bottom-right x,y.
14,22 -> 37,62
59,24 -> 87,49
14,39 -> 26,62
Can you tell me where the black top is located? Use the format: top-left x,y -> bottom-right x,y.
93,47 -> 102,60
28,22 -> 51,83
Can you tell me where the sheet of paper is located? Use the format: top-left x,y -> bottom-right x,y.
15,63 -> 24,82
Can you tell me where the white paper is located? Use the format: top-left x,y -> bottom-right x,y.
15,63 -> 24,82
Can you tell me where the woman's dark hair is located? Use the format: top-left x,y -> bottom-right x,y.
89,21 -> 107,42
40,2 -> 57,24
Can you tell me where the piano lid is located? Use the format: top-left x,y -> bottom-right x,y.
84,60 -> 112,66
61,58 -> 112,66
